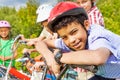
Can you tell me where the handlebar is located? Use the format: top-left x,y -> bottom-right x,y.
56,64 -> 97,80
19,40 -> 27,44
23,52 -> 35,64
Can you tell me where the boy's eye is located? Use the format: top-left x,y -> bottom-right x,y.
62,36 -> 67,40
70,29 -> 78,35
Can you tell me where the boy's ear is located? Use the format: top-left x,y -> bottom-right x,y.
84,20 -> 90,30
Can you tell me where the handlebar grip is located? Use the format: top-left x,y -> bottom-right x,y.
30,58 -> 35,64
19,40 -> 27,44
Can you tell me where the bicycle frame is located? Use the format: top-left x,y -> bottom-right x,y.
21,52 -> 97,80
19,51 -> 57,80
22,52 -> 49,80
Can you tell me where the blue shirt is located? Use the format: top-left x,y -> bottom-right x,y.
55,24 -> 120,78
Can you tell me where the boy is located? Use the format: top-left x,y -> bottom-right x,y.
22,4 -> 57,80
34,1 -> 120,80
22,4 -> 58,44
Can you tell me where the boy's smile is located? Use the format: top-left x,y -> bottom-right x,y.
57,21 -> 88,51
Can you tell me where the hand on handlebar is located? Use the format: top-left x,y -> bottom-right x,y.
44,54 -> 61,77
22,48 -> 32,54
19,34 -> 25,40
19,34 -> 36,46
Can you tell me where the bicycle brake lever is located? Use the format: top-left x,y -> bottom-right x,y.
16,58 -> 29,62
19,40 -> 27,44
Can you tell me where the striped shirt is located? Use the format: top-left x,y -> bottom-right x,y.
55,24 -> 120,78
88,6 -> 104,27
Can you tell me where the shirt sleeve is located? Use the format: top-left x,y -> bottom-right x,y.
88,27 -> 120,59
89,37 -> 114,51
55,38 -> 71,52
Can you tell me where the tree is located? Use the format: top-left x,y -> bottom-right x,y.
17,0 -> 42,38
97,0 -> 120,34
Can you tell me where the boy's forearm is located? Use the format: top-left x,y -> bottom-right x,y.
35,40 -> 53,57
60,48 -> 110,65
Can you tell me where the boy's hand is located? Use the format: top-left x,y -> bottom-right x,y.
22,48 -> 31,54
45,55 -> 60,76
19,34 -> 25,40
52,60 -> 61,77
34,40 -> 61,76
26,40 -> 37,46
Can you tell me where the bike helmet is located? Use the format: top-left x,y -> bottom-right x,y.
36,4 -> 54,23
0,20 -> 11,28
48,1 -> 88,31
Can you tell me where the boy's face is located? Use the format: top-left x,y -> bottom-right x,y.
57,21 -> 88,51
76,0 -> 92,12
41,20 -> 48,28
41,20 -> 53,34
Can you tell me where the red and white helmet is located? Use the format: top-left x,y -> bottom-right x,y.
48,1 -> 88,30
0,20 -> 11,28
36,4 -> 54,23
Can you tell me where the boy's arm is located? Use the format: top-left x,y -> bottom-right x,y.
22,48 -> 37,54
60,47 -> 110,65
43,38 -> 57,48
35,40 -> 60,75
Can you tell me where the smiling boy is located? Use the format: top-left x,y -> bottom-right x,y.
34,1 -> 120,80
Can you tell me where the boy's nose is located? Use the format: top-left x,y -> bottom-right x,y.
69,36 -> 75,43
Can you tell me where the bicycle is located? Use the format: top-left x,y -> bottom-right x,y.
17,51 -> 56,80
0,35 -> 31,80
18,47 -> 98,80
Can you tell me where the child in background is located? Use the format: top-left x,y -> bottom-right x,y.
76,0 -> 104,26
22,4 -> 56,67
23,4 -> 58,46
22,4 -> 57,80
36,4 -> 58,39
0,20 -> 31,80
0,20 -> 17,67
34,1 -> 120,80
